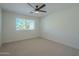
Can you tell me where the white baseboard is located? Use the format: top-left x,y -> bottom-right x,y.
2,36 -> 40,44
40,35 -> 79,50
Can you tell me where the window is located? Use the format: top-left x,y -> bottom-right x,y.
16,18 -> 35,30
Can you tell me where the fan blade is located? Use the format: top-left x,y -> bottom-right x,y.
27,3 -> 35,9
37,4 -> 46,10
39,10 -> 47,12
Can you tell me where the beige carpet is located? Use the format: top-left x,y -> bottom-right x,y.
0,38 -> 79,56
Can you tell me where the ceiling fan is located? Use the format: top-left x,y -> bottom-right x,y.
27,3 -> 47,14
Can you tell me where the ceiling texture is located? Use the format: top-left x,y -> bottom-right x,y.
0,3 -> 79,18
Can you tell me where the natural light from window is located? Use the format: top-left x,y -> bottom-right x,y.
16,18 -> 35,30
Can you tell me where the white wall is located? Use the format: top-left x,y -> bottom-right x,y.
0,8 -> 2,46
2,11 -> 40,43
40,6 -> 79,49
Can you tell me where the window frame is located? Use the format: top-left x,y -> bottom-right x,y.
16,18 -> 35,31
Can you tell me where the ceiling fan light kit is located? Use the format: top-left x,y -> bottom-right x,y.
27,3 -> 46,14
34,11 -> 39,13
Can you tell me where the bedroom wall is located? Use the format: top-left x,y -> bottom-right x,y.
40,6 -> 79,49
0,8 -> 2,46
2,11 -> 40,43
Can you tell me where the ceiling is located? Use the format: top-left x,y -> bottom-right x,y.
0,3 -> 79,18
